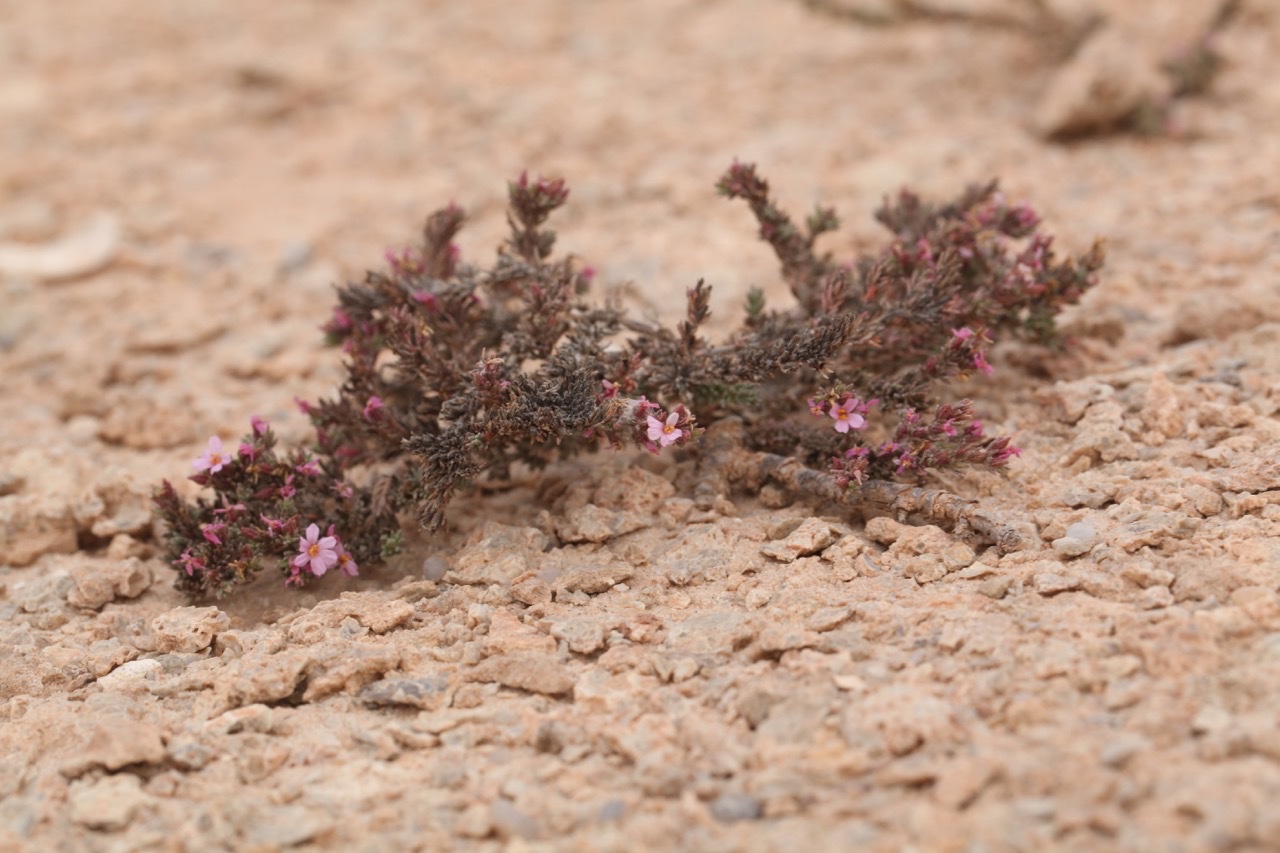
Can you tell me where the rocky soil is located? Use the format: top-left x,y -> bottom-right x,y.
3,0 -> 1280,850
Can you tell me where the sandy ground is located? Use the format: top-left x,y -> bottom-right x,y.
3,0 -> 1280,850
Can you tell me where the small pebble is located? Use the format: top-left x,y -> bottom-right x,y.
708,792 -> 763,823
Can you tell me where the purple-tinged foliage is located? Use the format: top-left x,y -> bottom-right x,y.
155,163 -> 1102,597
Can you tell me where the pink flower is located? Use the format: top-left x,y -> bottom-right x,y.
363,395 -> 384,421
916,237 -> 933,264
238,442 -> 256,461
250,415 -> 269,436
260,514 -> 287,535
293,523 -> 339,576
646,411 -> 683,448
992,444 -> 1023,465
213,502 -> 247,519
178,549 -> 205,577
326,307 -> 353,334
193,436 -> 232,474
335,544 -> 359,577
974,350 -> 994,376
201,523 -> 226,545
296,459 -> 322,477
829,399 -> 867,434
807,398 -> 825,417
951,327 -> 974,342
279,475 -> 296,499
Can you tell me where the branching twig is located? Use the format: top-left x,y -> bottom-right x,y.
697,418 -> 1025,553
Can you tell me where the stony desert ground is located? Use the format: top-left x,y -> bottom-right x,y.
3,0 -> 1280,850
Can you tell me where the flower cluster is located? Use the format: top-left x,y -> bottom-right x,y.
155,162 -> 1101,597
808,394 -> 875,434
829,400 -> 1021,488
291,523 -> 359,584
154,416 -> 394,598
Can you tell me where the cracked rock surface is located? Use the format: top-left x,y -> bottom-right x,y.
2,0 -> 1280,849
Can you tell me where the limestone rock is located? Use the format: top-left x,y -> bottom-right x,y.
468,652 -> 574,696
555,503 -> 648,544
69,774 -> 149,831
286,594 -> 414,644
362,674 -> 453,711
760,518 -> 843,563
61,718 -> 166,777
554,562 -> 632,596
66,558 -> 152,609
593,466 -> 675,513
445,523 -> 549,586
150,605 -> 229,653
0,495 -> 77,567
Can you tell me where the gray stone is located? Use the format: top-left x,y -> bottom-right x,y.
362,675 -> 453,711
709,792 -> 763,823
491,798 -> 540,840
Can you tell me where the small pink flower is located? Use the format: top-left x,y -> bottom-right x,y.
646,412 -> 683,448
296,459 -> 322,477
250,415 -> 269,436
279,475 -> 296,499
327,307 -> 353,333
829,399 -> 866,434
916,237 -> 933,264
238,442 -> 256,461
178,549 -> 205,577
293,523 -> 339,576
363,396 -> 384,421
974,350 -> 994,376
260,515 -> 287,535
992,444 -> 1023,465
193,436 -> 232,474
201,523 -> 226,545
807,398 -> 825,417
335,544 -> 359,577
951,327 -> 974,342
